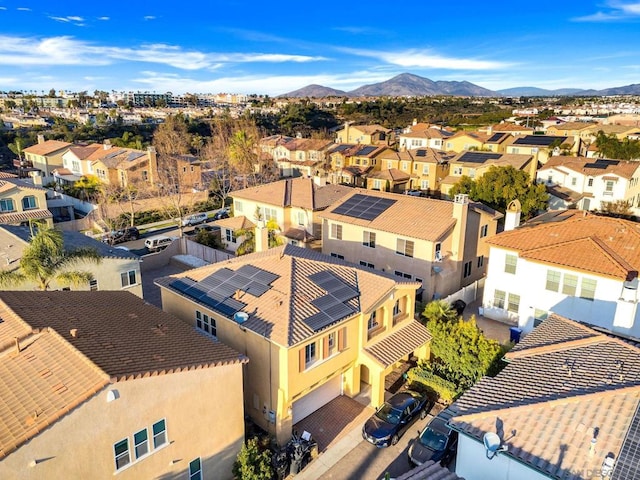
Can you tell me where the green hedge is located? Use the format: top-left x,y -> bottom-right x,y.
406,368 -> 459,404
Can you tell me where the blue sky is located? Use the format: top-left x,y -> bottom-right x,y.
0,0 -> 639,96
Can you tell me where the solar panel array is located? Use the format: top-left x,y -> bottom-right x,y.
303,271 -> 360,331
356,145 -> 377,156
415,149 -> 427,157
584,159 -> 620,169
458,152 -> 502,164
487,132 -> 505,143
611,402 -> 640,480
169,265 -> 279,318
331,194 -> 396,221
513,135 -> 567,146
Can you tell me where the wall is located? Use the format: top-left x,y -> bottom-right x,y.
2,365 -> 245,480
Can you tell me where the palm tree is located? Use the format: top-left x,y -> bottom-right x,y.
0,226 -> 102,291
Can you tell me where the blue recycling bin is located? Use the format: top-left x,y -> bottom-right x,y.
509,327 -> 522,343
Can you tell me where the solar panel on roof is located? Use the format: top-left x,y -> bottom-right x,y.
170,278 -> 197,293
312,296 -> 339,310
513,135 -> 566,146
251,269 -> 279,285
331,194 -> 396,221
415,150 -> 427,157
325,302 -> 355,320
200,295 -> 221,310
218,297 -> 245,313
215,283 -> 237,298
331,287 -> 359,303
487,132 -> 504,142
303,312 -> 335,331
309,271 -> 335,285
236,265 -> 262,277
583,162 -> 608,169
244,281 -> 270,297
459,152 -> 501,164
357,146 -> 377,156
198,275 -> 222,289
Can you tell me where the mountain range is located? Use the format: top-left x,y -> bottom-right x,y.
279,73 -> 640,98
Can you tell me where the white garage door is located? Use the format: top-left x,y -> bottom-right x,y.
292,374 -> 342,424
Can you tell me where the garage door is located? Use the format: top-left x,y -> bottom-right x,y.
292,374 -> 342,424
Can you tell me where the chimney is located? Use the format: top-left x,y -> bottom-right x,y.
344,121 -> 350,143
255,221 -> 269,253
103,139 -> 112,150
37,134 -> 45,144
14,337 -> 20,354
504,199 -> 522,231
412,118 -> 417,126
451,194 -> 469,261
313,175 -> 327,187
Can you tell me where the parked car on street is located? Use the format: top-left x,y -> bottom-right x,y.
144,235 -> 175,252
213,208 -> 230,220
181,212 -> 208,226
408,409 -> 458,467
362,390 -> 433,448
102,227 -> 140,245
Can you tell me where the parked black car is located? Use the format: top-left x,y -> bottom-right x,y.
213,208 -> 230,220
408,410 -> 458,467
362,390 -> 433,447
102,227 -> 140,245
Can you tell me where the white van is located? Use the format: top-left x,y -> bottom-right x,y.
182,213 -> 208,226
144,235 -> 175,252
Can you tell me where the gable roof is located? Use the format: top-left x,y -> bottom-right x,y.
486,211 -> 640,281
451,151 -> 533,170
379,148 -> 455,165
511,135 -> 569,147
450,314 -> 640,480
156,244 -> 417,347
539,156 -> 640,179
23,140 -> 71,156
65,143 -> 103,160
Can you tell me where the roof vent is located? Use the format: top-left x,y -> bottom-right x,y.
70,328 -> 78,338
234,312 -> 249,325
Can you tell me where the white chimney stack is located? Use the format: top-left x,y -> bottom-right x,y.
504,199 -> 522,231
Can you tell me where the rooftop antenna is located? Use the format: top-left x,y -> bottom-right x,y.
483,432 -> 508,460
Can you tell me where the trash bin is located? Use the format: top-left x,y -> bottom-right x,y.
509,327 -> 522,343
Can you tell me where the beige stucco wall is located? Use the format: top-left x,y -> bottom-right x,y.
2,365 -> 245,480
0,185 -> 48,217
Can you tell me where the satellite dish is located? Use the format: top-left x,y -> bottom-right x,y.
483,432 -> 507,459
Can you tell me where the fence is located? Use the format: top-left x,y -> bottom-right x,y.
182,237 -> 233,264
440,278 -> 485,307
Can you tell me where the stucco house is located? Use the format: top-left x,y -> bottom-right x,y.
505,135 -> 576,164
537,156 -> 640,214
444,132 -> 490,153
376,148 -> 454,193
398,122 -> 453,151
450,314 -> 640,480
318,190 -> 502,301
0,225 -> 143,297
0,172 -> 53,226
481,209 -> 640,339
156,244 -> 431,445
0,291 -> 247,480
334,123 -> 395,146
22,136 -> 72,181
230,177 -> 352,248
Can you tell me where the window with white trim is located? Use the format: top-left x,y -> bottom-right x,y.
121,270 -> 137,288
226,229 -> 236,243
114,438 -> 130,471
327,332 -> 337,356
134,428 -> 149,459
477,255 -> 484,268
195,310 -> 216,337
89,279 -> 98,291
152,419 -> 167,449
396,238 -> 414,257
546,270 -> 561,292
22,195 -> 37,210
330,223 -> 342,240
480,224 -> 488,238
507,293 -> 520,314
580,278 -> 597,300
494,290 -> 506,309
189,458 -> 202,480
261,207 -> 277,222
363,231 -> 376,248
423,165 -> 429,175
562,273 -> 578,296
504,254 -> 517,274
297,211 -> 305,226
235,200 -> 244,213
0,199 -> 15,212
305,342 -> 317,368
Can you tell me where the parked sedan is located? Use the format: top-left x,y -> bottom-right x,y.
213,208 -> 230,220
102,227 -> 140,245
408,412 -> 458,467
362,390 -> 433,448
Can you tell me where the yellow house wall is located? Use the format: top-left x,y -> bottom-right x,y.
444,136 -> 483,153
1,366 -> 245,480
26,151 -> 66,176
0,186 -> 48,217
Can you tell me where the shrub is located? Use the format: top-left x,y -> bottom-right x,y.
232,437 -> 273,480
406,368 -> 459,404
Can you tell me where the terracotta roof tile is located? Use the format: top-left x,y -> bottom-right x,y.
509,314 -> 600,355
395,460 -> 464,480
364,319 -> 431,368
0,209 -> 52,225
214,215 -> 255,231
487,212 -> 640,280
22,140 -> 71,156
539,156 -> 640,179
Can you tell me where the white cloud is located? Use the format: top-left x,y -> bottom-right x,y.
0,7 -> 7,10
17,7 -> 31,11
572,1 -> 640,21
340,47 -> 510,70
143,15 -> 156,20
48,15 -> 85,24
98,16 -> 110,21
49,16 -> 70,22
68,16 -> 84,21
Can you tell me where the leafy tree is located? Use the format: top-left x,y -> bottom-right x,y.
449,165 -> 548,219
0,226 -> 101,291
232,438 -> 273,480
425,308 -> 506,390
194,230 -> 224,249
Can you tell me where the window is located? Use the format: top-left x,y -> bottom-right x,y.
121,270 -> 137,288
580,278 -> 597,300
571,177 -> 577,186
330,252 -> 344,260
480,225 -> 488,238
0,199 -> 15,212
588,177 -> 593,187
393,300 -> 401,316
359,261 -> 374,269
331,224 -> 342,240
562,274 -> 578,296
142,170 -> 148,181
22,195 -> 37,210
453,167 -> 463,175
373,179 -> 382,190
463,261 -> 472,278
226,229 -> 236,243
423,165 -> 429,175
421,180 -> 429,190
468,168 -> 476,179
134,428 -> 149,459
394,270 -> 412,279
387,161 -> 393,169
305,342 -> 317,367
114,438 -> 130,470
504,254 -> 517,274
195,310 -> 216,337
363,231 -> 376,248
507,293 -> 520,314
396,238 -> 414,257
89,279 -> 98,291
189,458 -> 202,480
605,180 -> 614,192
327,332 -> 336,356
368,310 -> 379,330
533,309 -> 548,327
262,207 -> 277,222
152,420 -> 167,449
477,255 -> 484,268
297,211 -> 305,226
494,290 -> 506,309
72,160 -> 81,173
235,201 -> 244,213
546,270 -> 561,292
402,161 -> 408,171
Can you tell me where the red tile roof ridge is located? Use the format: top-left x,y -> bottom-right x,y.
109,357 -> 249,383
505,332 -> 609,360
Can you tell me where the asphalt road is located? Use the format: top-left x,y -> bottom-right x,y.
321,410 -> 454,480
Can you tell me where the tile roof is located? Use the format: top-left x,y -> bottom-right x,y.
232,177 -> 351,211
0,291 -> 247,382
450,315 -> 640,480
22,140 -> 71,156
0,209 -> 52,225
487,211 -> 640,280
367,168 -> 411,182
547,122 -> 597,132
539,156 -> 640,179
214,215 -> 255,231
545,184 -> 587,203
66,143 -> 103,160
450,151 -> 533,170
280,138 -> 334,152
395,460 -> 464,480
0,176 -> 46,193
448,131 -> 490,142
157,244 -> 416,347
318,189 -> 458,242
489,123 -> 534,133
364,319 -> 432,368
